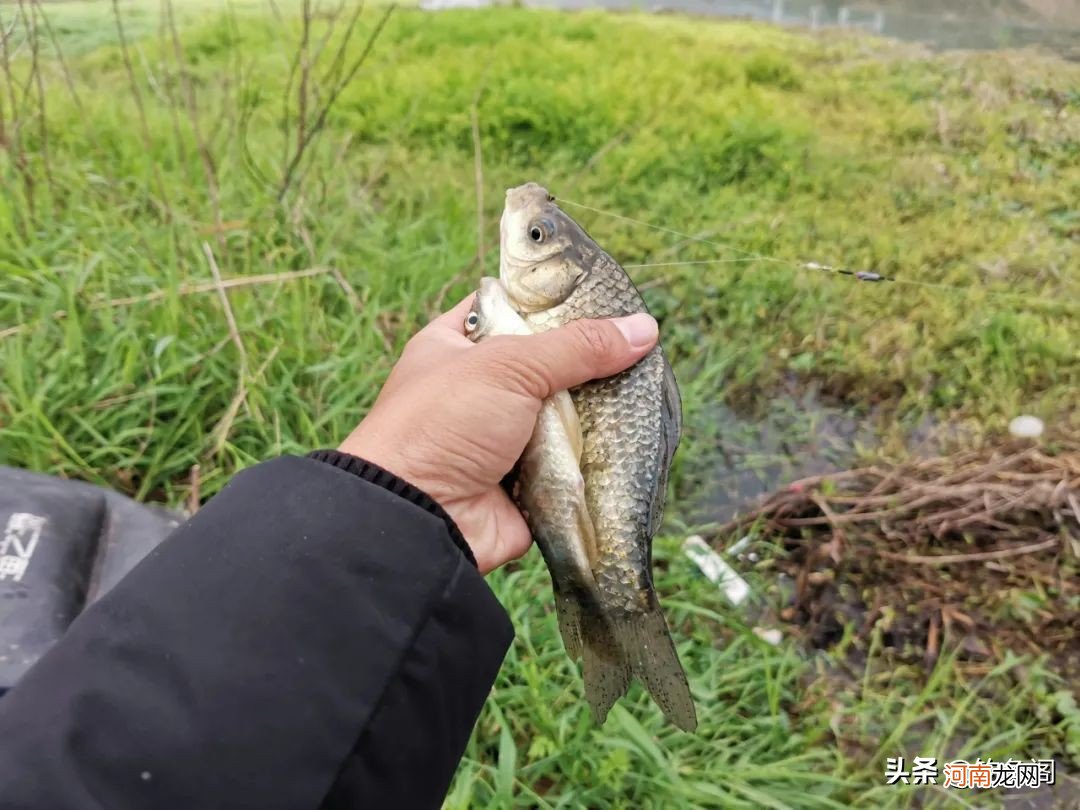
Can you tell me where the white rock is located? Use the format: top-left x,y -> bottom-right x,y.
1009,415 -> 1044,438
753,627 -> 783,646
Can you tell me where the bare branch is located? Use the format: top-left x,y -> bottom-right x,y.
277,3 -> 394,203
112,0 -> 173,219
23,0 -> 52,197
297,0 -> 311,156
32,0 -> 82,114
876,537 -> 1059,566
209,345 -> 280,456
157,0 -> 188,168
470,81 -> 485,269
164,0 -> 222,237
1,4 -> 33,218
187,464 -> 202,515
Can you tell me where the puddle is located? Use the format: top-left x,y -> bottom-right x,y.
679,378 -> 949,526
684,391 -> 874,524
421,0 -> 1080,59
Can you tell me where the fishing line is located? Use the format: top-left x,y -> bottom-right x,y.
556,197 -> 1076,310
556,199 -> 783,267
624,258 -> 763,269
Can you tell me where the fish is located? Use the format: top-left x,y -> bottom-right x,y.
465,277 -> 603,660
497,182 -> 697,732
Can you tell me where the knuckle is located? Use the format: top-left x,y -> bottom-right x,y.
573,320 -> 616,360
478,338 -> 545,396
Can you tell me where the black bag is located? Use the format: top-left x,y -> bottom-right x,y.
0,467 -> 182,693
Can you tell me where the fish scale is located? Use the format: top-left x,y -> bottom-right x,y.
523,250 -> 667,606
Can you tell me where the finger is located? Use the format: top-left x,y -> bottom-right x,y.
477,488 -> 533,574
486,314 -> 658,398
427,292 -> 477,334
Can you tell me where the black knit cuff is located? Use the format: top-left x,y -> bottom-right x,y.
307,449 -> 477,569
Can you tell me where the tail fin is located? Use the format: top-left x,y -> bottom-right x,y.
551,583 -> 584,660
581,610 -> 631,725
581,601 -> 697,732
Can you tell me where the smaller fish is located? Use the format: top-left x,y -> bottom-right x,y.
466,278 -> 601,657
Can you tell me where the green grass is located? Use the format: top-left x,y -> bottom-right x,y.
1,2 -> 1078,807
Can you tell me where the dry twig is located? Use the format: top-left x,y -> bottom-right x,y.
876,537 -> 1059,566
202,242 -> 248,368
720,442 -> 1080,553
725,441 -> 1079,677
0,267 -> 333,340
187,464 -> 202,515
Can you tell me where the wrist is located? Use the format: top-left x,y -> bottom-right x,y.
338,427 -> 420,494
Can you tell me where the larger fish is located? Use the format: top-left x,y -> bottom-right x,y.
465,277 -> 602,661
498,182 -> 697,732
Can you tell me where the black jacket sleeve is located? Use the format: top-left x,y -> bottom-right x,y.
0,453 -> 514,810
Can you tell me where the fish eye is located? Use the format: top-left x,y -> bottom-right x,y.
528,218 -> 555,244
465,312 -> 479,331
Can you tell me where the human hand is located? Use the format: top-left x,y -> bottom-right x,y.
338,294 -> 659,574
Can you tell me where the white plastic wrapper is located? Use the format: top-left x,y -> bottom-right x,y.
682,534 -> 751,606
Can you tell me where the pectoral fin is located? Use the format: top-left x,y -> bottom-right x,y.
551,391 -> 584,464
549,391 -> 597,564
573,482 -> 600,569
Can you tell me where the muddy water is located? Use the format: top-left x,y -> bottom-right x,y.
682,384 -> 881,525
678,378 -> 956,526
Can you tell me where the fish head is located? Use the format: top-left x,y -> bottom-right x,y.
499,182 -> 588,313
464,277 -> 508,342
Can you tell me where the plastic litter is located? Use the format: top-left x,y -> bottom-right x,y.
682,535 -> 751,606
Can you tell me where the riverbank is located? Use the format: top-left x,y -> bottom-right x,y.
1,4 -> 1078,805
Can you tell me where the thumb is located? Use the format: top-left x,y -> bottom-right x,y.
513,313 -> 659,397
